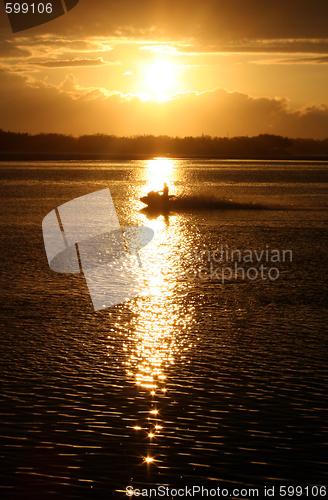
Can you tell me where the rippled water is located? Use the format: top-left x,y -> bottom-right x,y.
0,159 -> 328,499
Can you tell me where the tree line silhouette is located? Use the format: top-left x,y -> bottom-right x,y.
0,130 -> 328,158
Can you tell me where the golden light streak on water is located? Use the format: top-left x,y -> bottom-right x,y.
114,158 -> 196,452
144,158 -> 176,194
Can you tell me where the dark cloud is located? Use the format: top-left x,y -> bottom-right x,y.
220,40 -> 328,55
0,39 -> 31,58
1,0 -> 328,48
276,56 -> 328,64
29,57 -> 118,67
10,36 -> 113,53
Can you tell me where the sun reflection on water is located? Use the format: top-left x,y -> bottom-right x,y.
144,158 -> 176,194
110,158 -> 197,469
122,293 -> 188,392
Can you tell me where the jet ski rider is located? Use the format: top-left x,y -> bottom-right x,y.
162,183 -> 169,199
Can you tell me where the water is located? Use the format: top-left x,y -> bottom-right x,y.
0,159 -> 328,499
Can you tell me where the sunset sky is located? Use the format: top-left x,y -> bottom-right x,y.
0,0 -> 328,138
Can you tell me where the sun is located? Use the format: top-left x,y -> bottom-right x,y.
145,60 -> 177,94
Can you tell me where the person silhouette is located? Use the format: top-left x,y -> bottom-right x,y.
163,183 -> 169,198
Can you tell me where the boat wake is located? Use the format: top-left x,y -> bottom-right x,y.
141,195 -> 328,213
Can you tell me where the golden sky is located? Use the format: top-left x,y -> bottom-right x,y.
0,0 -> 328,138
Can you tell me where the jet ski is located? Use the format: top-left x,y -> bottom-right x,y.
140,191 -> 175,209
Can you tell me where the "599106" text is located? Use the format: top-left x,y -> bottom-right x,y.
5,3 -> 53,14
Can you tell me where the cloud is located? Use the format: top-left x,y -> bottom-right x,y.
29,57 -> 120,68
0,39 -> 31,58
252,55 -> 328,65
264,55 -> 328,65
0,69 -> 327,139
0,35 -> 115,62
1,0 -> 328,50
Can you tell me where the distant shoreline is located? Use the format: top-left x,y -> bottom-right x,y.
1,131 -> 328,161
1,152 -> 328,162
